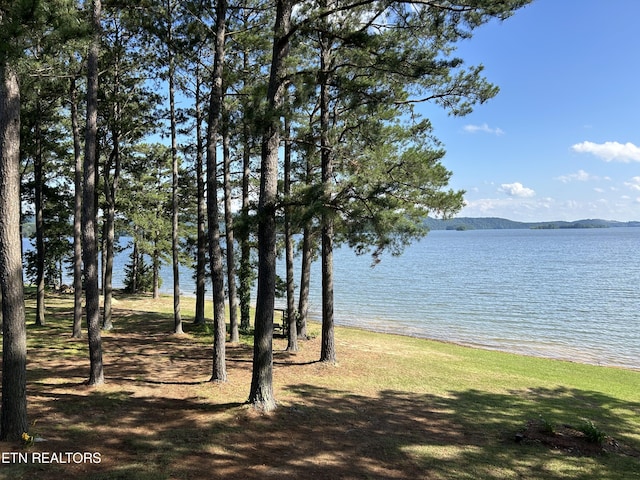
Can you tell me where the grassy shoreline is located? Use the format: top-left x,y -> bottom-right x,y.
309,317 -> 640,373
1,293 -> 638,479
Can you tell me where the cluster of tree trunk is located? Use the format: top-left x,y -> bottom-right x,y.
0,0 -> 531,435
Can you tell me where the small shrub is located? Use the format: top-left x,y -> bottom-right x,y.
578,419 -> 606,445
538,415 -> 555,434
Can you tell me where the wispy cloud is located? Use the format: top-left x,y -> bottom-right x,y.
624,176 -> 640,191
554,169 -> 600,183
463,123 -> 505,136
571,141 -> 640,162
499,182 -> 536,198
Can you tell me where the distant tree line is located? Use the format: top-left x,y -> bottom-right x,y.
0,0 -> 531,438
424,217 -> 640,231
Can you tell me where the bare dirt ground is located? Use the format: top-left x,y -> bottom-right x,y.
516,419 -> 638,458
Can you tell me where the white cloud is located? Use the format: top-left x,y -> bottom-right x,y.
459,196 -> 553,221
571,141 -> 640,162
624,176 -> 640,191
463,123 -> 505,136
459,188 -> 640,222
555,169 -> 597,183
499,182 -> 536,198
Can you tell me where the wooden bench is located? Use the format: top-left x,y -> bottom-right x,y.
273,308 -> 288,336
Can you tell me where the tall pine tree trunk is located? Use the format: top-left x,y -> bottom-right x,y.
297,134 -> 315,340
168,0 -> 183,334
238,72 -> 252,332
207,0 -> 228,382
284,116 -> 298,351
102,142 -> 119,331
152,246 -> 160,299
250,0 -> 294,411
170,73 -> 182,334
102,190 -> 115,330
70,77 -> 83,338
83,0 -> 104,386
223,114 -> 239,343
103,38 -> 125,332
0,61 -> 28,441
194,67 -> 206,325
319,16 -> 336,363
34,94 -> 45,326
238,148 -> 252,331
320,221 -> 336,362
102,38 -> 122,332
297,225 -> 312,339
130,241 -> 139,293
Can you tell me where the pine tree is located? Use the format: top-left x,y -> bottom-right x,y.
250,0 -> 295,412
120,143 -> 173,299
83,0 -> 105,386
206,0 -> 228,383
0,57 -> 28,443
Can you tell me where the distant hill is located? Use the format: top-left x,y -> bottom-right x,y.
20,215 -> 640,237
424,217 -> 640,231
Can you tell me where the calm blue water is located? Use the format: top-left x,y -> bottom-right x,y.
309,227 -> 640,370
32,227 -> 640,370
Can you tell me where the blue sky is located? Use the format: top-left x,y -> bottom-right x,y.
418,0 -> 640,222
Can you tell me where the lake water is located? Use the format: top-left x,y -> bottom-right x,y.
34,227 -> 640,370
312,227 -> 640,371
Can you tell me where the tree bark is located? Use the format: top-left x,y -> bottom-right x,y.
152,246 -> 160,299
70,77 -> 83,338
0,61 -> 28,441
319,15 -> 336,363
207,0 -> 228,382
101,27 -> 122,332
167,0 -> 183,335
320,221 -> 336,362
284,116 -> 298,351
223,115 -> 239,343
238,48 -> 252,332
131,241 -> 139,293
102,145 -> 119,331
249,0 -> 294,411
297,133 -> 315,339
297,225 -> 312,339
102,32 -> 125,332
83,0 -> 105,386
34,94 -> 45,326
194,67 -> 207,325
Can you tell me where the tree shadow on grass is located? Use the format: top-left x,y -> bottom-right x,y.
9,379 -> 640,479
13,297 -> 640,479
198,384 -> 639,480
42,386 -> 638,480
4,388 -> 248,480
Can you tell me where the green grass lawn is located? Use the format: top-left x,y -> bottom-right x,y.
1,292 -> 638,479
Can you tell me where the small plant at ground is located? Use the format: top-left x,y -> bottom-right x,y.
21,432 -> 35,448
538,415 -> 555,434
578,419 -> 606,445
